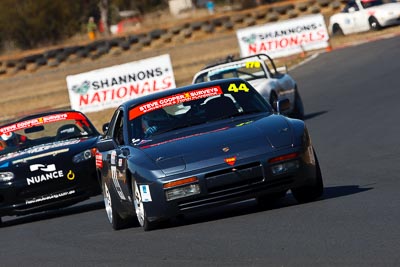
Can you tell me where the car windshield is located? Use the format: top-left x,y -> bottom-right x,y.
207,62 -> 267,82
0,111 -> 97,156
128,80 -> 271,142
361,0 -> 383,9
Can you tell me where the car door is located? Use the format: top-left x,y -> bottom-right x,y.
343,1 -> 370,33
102,108 -> 131,202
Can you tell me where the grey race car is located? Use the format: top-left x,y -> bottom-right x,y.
96,78 -> 323,231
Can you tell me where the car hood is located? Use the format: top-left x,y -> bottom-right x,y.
138,115 -> 294,174
0,137 -> 98,167
247,79 -> 271,96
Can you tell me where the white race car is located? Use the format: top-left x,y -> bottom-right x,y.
192,54 -> 304,119
329,0 -> 400,36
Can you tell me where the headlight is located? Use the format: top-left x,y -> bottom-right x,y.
163,177 -> 201,201
73,148 -> 96,163
270,160 -> 300,175
269,152 -> 300,175
0,172 -> 14,182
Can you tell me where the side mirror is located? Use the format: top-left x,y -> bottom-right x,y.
274,98 -> 290,114
96,138 -> 116,152
102,123 -> 109,135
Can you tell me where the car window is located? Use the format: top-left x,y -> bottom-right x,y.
112,110 -> 124,145
361,0 -> 383,9
128,81 -> 271,143
207,63 -> 267,82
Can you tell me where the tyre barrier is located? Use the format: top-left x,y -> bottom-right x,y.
265,12 -> 280,22
317,0 -> 331,7
273,4 -> 295,15
139,36 -> 152,46
149,29 -> 167,40
211,16 -> 229,27
0,0 -> 346,76
128,34 -> 140,44
201,23 -> 215,33
190,21 -> 204,31
296,2 -> 309,12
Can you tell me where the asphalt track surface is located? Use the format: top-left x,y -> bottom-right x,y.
1,36 -> 400,266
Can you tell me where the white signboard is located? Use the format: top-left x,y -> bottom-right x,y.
236,14 -> 329,58
66,54 -> 176,113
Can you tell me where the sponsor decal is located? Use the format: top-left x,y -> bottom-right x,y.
139,185 -> 152,202
224,156 -> 237,166
12,148 -> 70,164
25,190 -> 75,204
26,163 -> 64,186
67,170 -> 75,180
66,54 -> 177,113
111,165 -> 126,200
30,164 -> 56,172
0,112 -> 87,135
129,86 -> 223,120
236,121 -> 253,127
236,14 -> 329,58
110,150 -> 116,165
228,83 -> 249,93
245,61 -> 261,68
95,152 -> 103,168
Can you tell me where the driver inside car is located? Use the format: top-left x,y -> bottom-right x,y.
141,108 -> 172,138
0,132 -> 28,151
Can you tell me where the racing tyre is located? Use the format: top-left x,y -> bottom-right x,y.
369,17 -> 381,31
269,92 -> 278,111
291,88 -> 305,120
102,180 -> 129,230
132,180 -> 157,231
332,24 -> 344,36
291,150 -> 323,203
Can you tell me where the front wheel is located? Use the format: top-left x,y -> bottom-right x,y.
132,180 -> 157,231
291,150 -> 323,203
369,17 -> 382,31
102,180 -> 132,230
291,88 -> 304,120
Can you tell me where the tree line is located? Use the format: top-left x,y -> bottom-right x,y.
0,0 -> 165,51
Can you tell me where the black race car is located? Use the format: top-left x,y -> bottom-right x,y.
96,78 -> 323,231
0,110 -> 101,224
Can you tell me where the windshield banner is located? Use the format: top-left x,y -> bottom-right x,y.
66,54 -> 176,113
236,14 -> 329,58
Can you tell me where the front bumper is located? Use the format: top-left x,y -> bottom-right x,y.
0,160 -> 101,217
138,146 -> 318,223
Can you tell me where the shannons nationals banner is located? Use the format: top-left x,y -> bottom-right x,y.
66,54 -> 176,113
236,14 -> 329,58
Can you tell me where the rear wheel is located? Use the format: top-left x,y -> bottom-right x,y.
332,24 -> 344,36
132,180 -> 157,231
102,180 -> 131,230
291,151 -> 323,203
